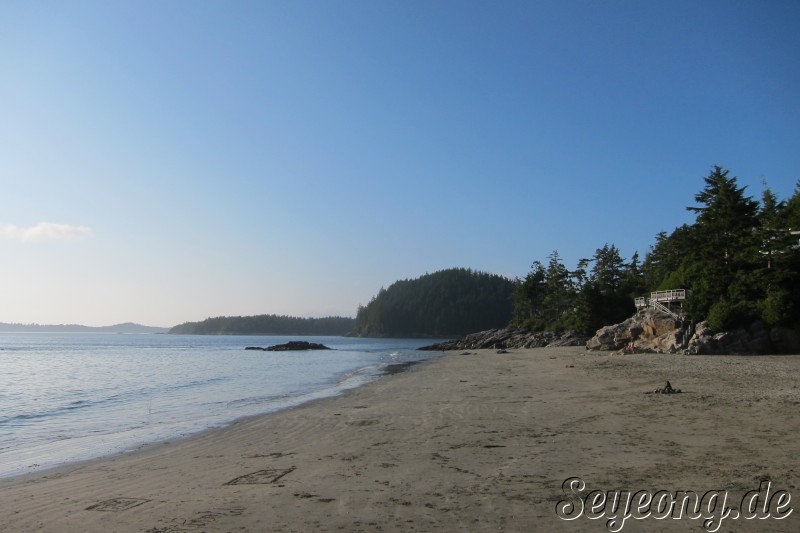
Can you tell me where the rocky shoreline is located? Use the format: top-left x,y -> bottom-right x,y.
418,328 -> 588,351
585,309 -> 800,355
418,311 -> 800,355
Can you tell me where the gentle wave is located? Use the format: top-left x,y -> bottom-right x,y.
0,333 -> 441,478
0,376 -> 233,427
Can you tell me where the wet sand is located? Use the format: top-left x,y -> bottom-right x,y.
1,347 -> 798,532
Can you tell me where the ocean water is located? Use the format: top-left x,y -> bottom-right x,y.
0,333 -> 441,479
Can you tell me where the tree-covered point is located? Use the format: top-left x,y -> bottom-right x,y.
353,268 -> 515,337
512,246 -> 645,335
168,314 -> 355,335
644,166 -> 800,331
512,166 -> 800,335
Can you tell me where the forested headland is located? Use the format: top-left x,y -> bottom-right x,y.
352,268 -> 515,337
358,166 -> 799,342
512,166 -> 800,335
168,315 -> 355,336
169,167 -> 798,342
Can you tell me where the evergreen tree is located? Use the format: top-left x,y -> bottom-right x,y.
639,167 -> 798,331
643,226 -> 697,291
621,251 -> 647,299
541,251 -> 573,329
683,166 -> 760,326
513,247 -> 638,335
353,268 -> 515,337
561,257 -> 593,333
756,183 -> 799,326
512,261 -> 546,327
515,166 -> 799,337
687,166 -> 760,262
784,180 -> 800,230
568,244 -> 635,333
591,244 -> 625,294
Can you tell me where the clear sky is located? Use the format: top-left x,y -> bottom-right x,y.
1,0 -> 798,327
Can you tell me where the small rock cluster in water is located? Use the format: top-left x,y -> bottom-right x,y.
245,341 -> 331,351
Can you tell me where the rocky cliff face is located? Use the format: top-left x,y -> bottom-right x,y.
586,309 -> 800,355
585,310 -> 689,353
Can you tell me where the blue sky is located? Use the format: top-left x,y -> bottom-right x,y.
1,0 -> 798,327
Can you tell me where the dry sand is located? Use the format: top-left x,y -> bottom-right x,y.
1,347 -> 798,532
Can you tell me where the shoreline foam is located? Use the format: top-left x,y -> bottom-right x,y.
0,357 -> 419,480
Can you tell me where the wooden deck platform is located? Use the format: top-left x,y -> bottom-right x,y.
635,289 -> 687,319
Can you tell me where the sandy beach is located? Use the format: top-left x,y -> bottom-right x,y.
1,347 -> 798,532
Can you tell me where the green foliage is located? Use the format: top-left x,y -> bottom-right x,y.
512,261 -> 546,327
171,167 -> 799,340
514,165 -> 800,336
512,244 -> 640,335
657,266 -> 688,293
705,299 -> 759,332
642,166 -> 800,329
168,315 -> 355,335
542,251 -> 572,325
762,288 -> 795,327
644,226 -> 695,291
353,268 -> 515,337
784,180 -> 800,229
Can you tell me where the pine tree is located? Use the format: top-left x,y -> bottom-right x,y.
758,183 -> 799,325
512,261 -> 546,328
591,244 -> 625,294
687,166 -> 759,267
684,166 -> 760,325
542,251 -> 573,329
621,251 -> 647,299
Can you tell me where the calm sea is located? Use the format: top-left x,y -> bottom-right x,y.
0,333 -> 442,478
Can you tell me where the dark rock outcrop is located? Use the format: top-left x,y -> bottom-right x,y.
418,328 -> 588,351
686,320 -> 798,355
245,341 -> 331,352
770,326 -> 800,354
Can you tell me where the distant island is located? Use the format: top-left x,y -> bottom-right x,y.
0,322 -> 169,334
168,315 -> 355,336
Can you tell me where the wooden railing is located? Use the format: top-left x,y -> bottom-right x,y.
650,289 -> 686,302
634,289 -> 687,317
652,300 -> 681,320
